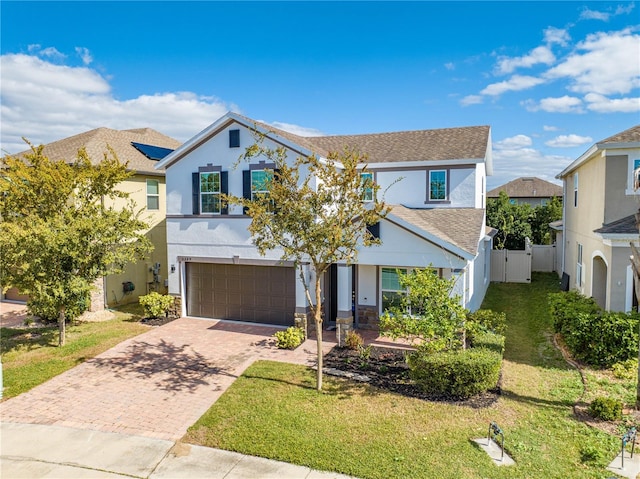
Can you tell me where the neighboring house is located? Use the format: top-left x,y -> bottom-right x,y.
487,176 -> 562,207
155,112 -> 494,331
557,125 -> 640,312
1,127 -> 181,310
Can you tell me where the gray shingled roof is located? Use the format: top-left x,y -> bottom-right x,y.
239,115 -> 490,163
594,214 -> 639,235
599,125 -> 640,144
487,177 -> 562,198
11,127 -> 181,175
388,205 -> 485,256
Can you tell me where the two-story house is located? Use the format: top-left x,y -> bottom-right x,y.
155,112 -> 494,331
1,127 -> 181,310
557,125 -> 640,311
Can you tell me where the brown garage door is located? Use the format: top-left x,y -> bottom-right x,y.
186,263 -> 296,326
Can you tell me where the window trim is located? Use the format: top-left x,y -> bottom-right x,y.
200,171 -> 221,215
146,179 -> 160,211
381,267 -> 407,313
425,168 -> 450,204
576,243 -> 584,287
573,172 -> 579,207
250,169 -> 274,201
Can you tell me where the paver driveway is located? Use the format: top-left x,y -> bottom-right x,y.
0,318 -> 336,441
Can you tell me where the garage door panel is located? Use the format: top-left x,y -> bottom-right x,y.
186,263 -> 295,326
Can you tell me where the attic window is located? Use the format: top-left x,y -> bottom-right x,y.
131,142 -> 174,161
229,129 -> 240,148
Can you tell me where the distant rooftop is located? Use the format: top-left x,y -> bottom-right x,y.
487,177 -> 562,198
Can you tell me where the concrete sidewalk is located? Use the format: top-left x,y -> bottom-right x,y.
1,422 -> 355,479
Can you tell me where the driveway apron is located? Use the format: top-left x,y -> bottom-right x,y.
0,318 -> 334,441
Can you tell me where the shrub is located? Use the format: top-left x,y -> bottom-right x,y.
345,330 -> 364,350
548,290 -> 600,334
612,359 -> 638,380
274,326 -> 305,349
407,344 -> 503,399
466,309 -> 507,336
470,331 -> 505,355
589,396 -> 623,421
139,292 -> 175,319
27,290 -> 89,323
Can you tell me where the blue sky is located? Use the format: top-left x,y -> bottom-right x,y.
1,1 -> 639,189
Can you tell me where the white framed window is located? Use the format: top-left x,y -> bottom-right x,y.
200,172 -> 221,214
146,179 -> 159,210
576,243 -> 584,287
381,267 -> 407,312
361,172 -> 374,202
632,159 -> 640,191
251,169 -> 273,200
429,170 -> 447,201
573,173 -> 579,207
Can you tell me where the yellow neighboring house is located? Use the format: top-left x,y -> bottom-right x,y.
2,127 -> 181,310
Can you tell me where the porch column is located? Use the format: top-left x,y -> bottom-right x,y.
336,264 -> 353,346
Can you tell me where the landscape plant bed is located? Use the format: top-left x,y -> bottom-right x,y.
323,345 -> 501,408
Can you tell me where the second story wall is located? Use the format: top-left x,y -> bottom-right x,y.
605,148 -> 640,224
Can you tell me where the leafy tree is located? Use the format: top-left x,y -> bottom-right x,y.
227,139 -> 391,391
486,191 -> 532,249
379,268 -> 468,353
0,142 -> 152,345
530,196 -> 563,245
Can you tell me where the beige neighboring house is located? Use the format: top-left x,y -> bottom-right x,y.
556,125 -> 640,312
487,176 -> 562,207
2,127 -> 181,310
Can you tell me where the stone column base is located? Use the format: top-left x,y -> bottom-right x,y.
336,316 -> 354,347
294,313 -> 309,339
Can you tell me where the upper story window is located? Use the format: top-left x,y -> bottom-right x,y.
428,169 -> 448,202
633,159 -> 640,190
200,172 -> 221,214
251,169 -> 273,200
361,172 -> 374,202
229,129 -> 240,148
146,179 -> 159,210
573,173 -> 579,207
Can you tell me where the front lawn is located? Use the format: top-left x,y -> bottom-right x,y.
184,273 -> 620,478
1,309 -> 149,399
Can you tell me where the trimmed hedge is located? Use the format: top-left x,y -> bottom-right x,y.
407,333 -> 504,399
471,331 -> 505,354
548,291 -> 639,367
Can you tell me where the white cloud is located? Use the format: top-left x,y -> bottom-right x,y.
481,75 -> 546,96
544,27 -> 571,47
523,95 -> 584,113
494,134 -> 533,149
75,47 -> 93,65
0,53 -> 233,153
444,62 -> 455,70
27,44 -> 66,61
495,46 -> 555,74
580,7 -> 611,21
616,3 -> 636,15
267,121 -> 325,137
545,134 -> 593,148
460,94 -> 483,106
544,29 -> 640,96
584,92 -> 640,112
489,135 -> 571,189
543,125 -> 559,131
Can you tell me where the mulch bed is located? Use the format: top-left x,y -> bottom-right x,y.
140,315 -> 179,327
323,345 -> 501,409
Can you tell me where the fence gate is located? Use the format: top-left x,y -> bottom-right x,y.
491,240 -> 532,283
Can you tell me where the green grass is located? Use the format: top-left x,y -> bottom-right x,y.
184,273 -> 621,478
1,308 -> 149,399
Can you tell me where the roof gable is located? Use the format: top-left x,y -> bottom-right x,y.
156,112 -> 491,170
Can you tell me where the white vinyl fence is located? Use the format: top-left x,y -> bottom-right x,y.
491,241 -> 558,283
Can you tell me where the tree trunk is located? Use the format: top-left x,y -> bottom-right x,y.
58,307 -> 66,347
315,275 -> 323,391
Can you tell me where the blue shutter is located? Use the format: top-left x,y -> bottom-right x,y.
229,129 -> 240,148
242,170 -> 251,215
192,172 -> 200,215
221,171 -> 229,215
